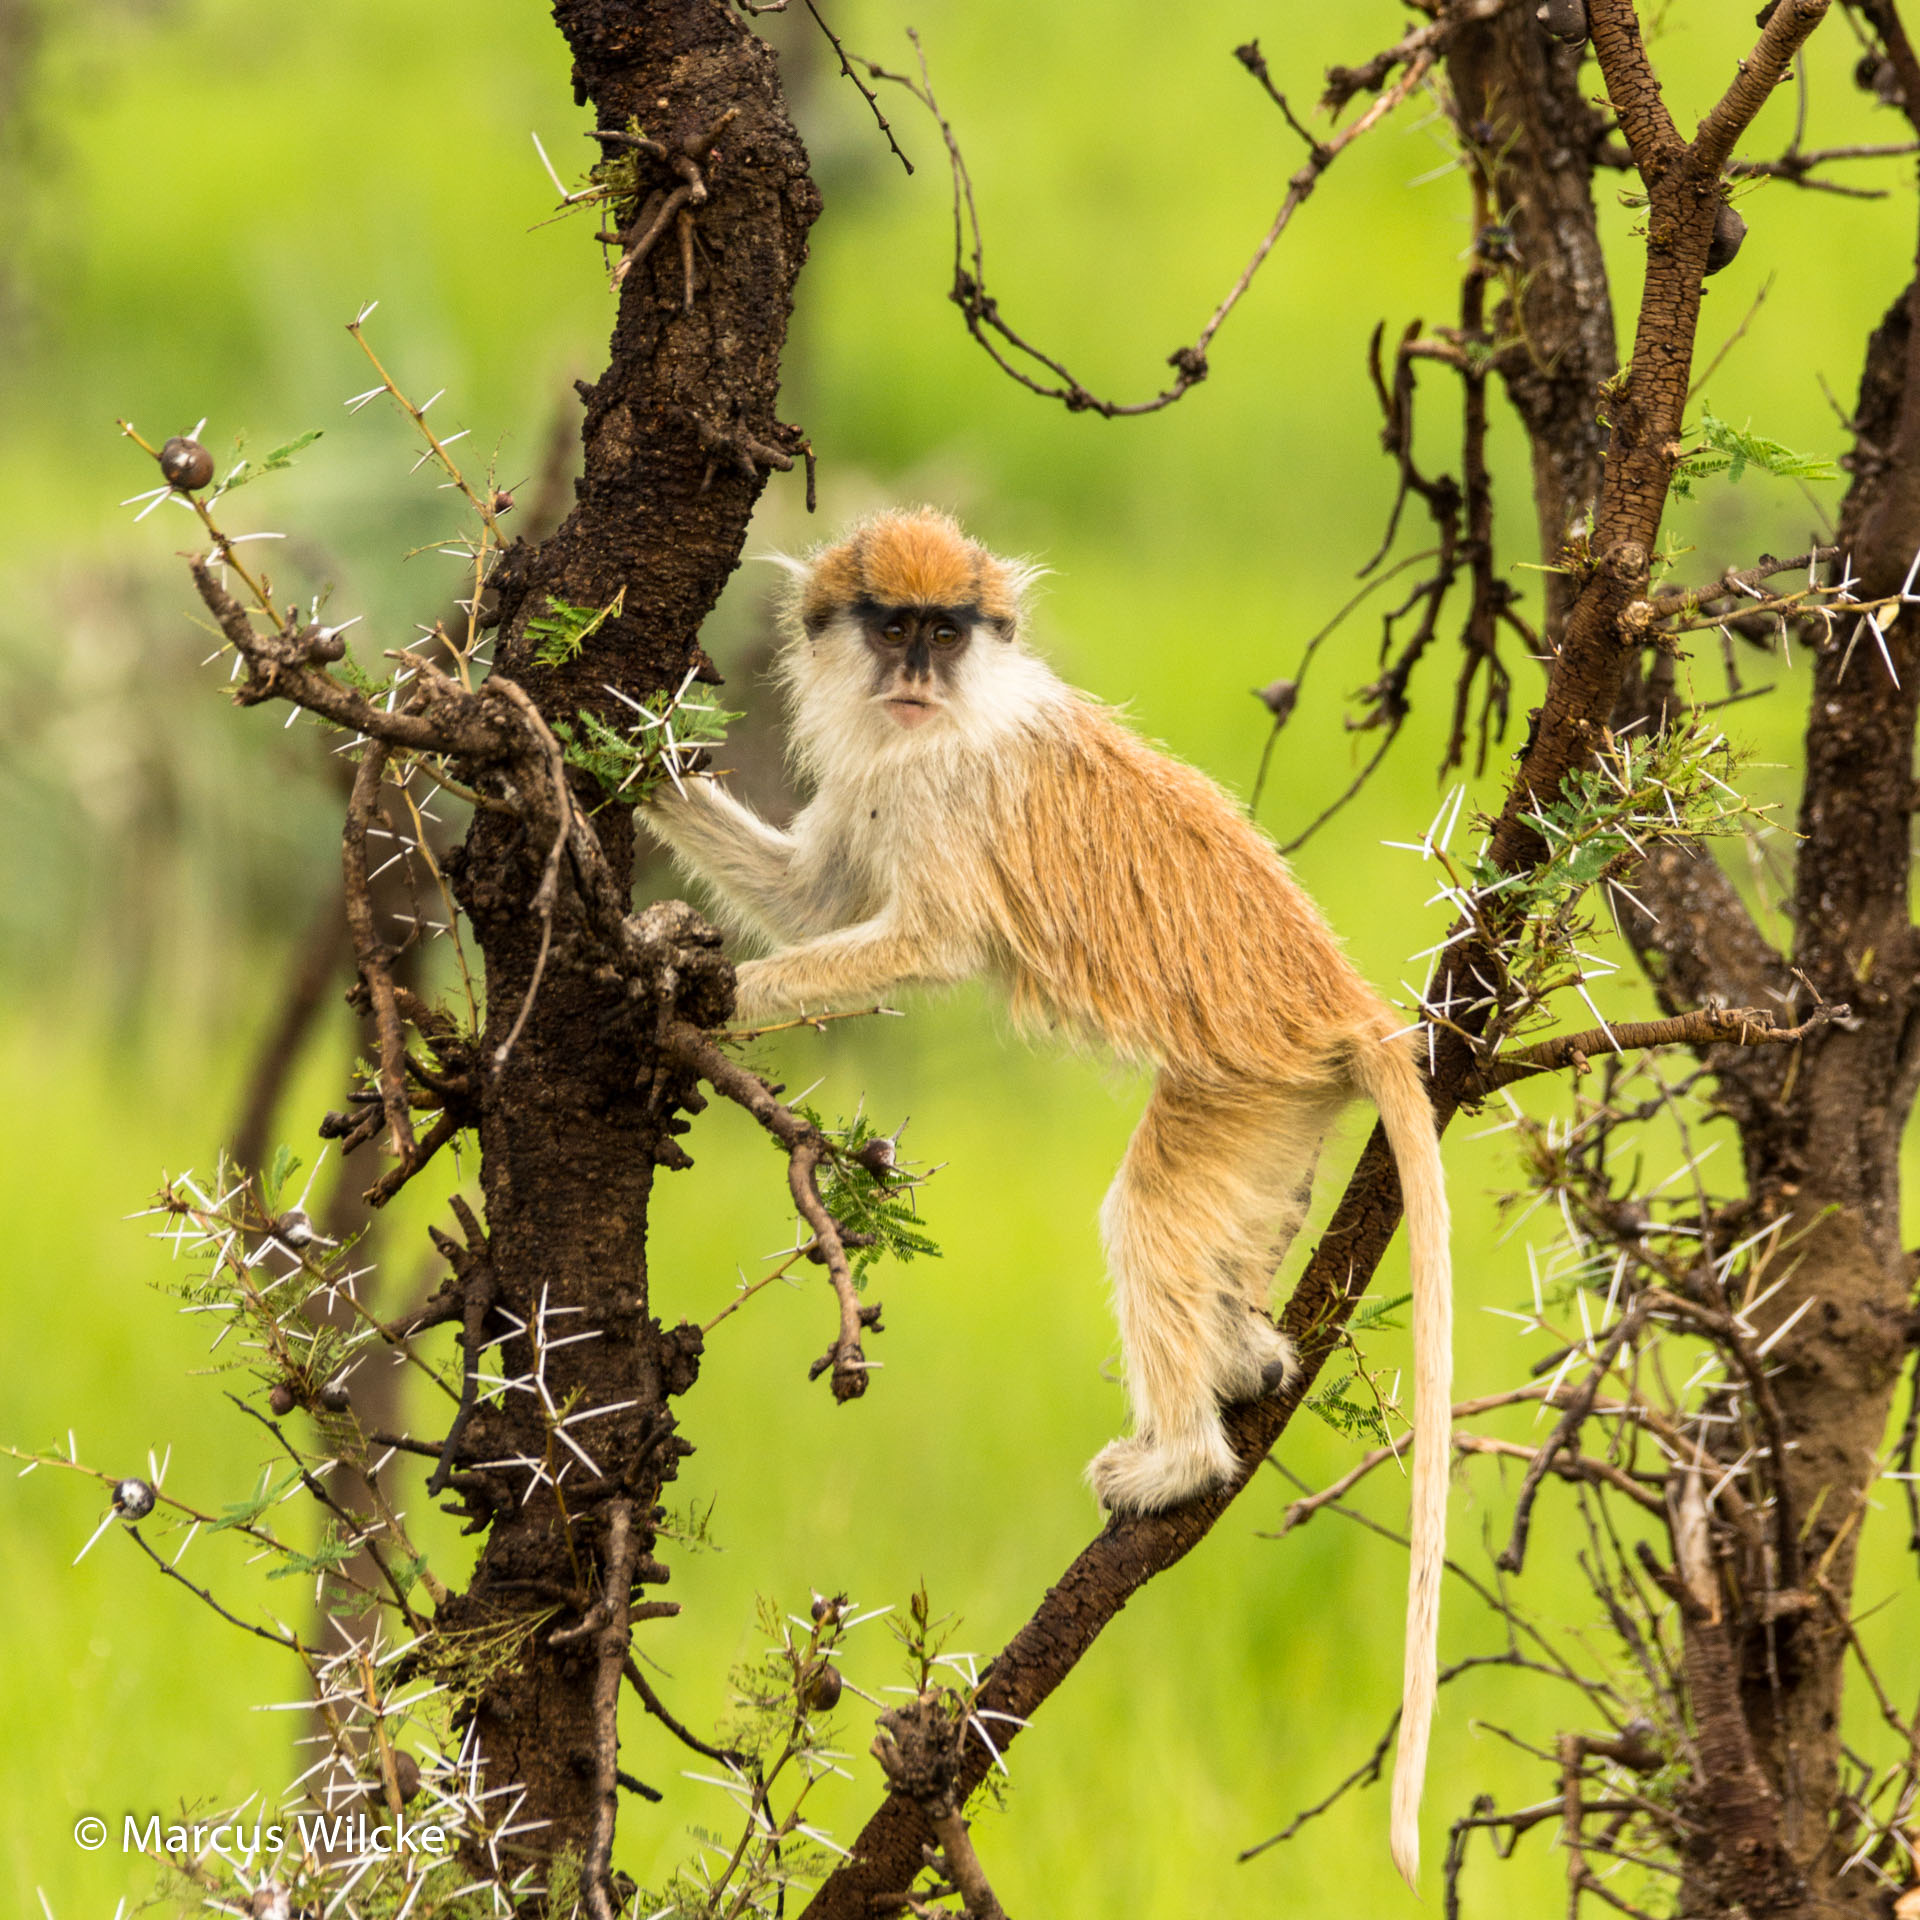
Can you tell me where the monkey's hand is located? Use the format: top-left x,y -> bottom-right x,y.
731,916 -> 967,1027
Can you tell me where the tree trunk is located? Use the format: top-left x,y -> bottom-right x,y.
430,0 -> 818,1880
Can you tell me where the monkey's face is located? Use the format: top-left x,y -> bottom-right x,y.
858,602 -> 975,730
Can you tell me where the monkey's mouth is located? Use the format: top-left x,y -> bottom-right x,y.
882,696 -> 940,730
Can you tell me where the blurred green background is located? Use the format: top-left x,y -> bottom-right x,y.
2,0 -> 1916,1913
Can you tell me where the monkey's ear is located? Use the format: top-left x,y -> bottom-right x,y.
981,556 -> 1049,639
758,550 -> 835,635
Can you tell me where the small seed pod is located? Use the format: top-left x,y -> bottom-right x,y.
268,1381 -> 298,1417
317,1378 -> 351,1413
488,487 -> 516,516
1475,222 -> 1521,267
802,1661 -> 843,1711
272,1207 -> 335,1250
1537,0 -> 1588,42
1864,55 -> 1907,109
392,1750 -> 422,1801
854,1136 -> 897,1179
113,1477 -> 157,1520
1254,678 -> 1299,724
159,435 -> 215,491
1704,202 -> 1748,276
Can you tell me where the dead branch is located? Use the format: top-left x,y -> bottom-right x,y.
623,1655 -> 749,1770
802,0 -> 913,174
1469,1002 -> 1849,1093
1638,1288 -> 1800,1590
1273,186 -> 1537,848
590,106 -> 741,289
425,1197 -> 496,1499
123,1525 -> 302,1650
1498,1305 -> 1645,1574
188,558 -> 504,757
665,1022 -> 875,1400
1241,1652 -> 1644,1865
1459,1435 -> 1665,1518
342,745 -> 415,1164
584,1499 -> 639,1920
1727,139 -> 1917,193
859,27 -> 1443,418
1272,1384 -> 1666,1539
1647,546 -> 1841,616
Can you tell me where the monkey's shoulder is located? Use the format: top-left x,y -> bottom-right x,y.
1019,700 -> 1292,862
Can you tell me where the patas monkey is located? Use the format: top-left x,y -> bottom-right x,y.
642,508 -> 1450,1885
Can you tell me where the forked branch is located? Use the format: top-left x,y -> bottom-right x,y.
665,1022 -> 876,1401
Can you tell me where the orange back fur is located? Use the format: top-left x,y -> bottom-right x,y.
983,704 -> 1391,1087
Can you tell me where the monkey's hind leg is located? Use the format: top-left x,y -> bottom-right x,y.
1089,1078 -> 1338,1514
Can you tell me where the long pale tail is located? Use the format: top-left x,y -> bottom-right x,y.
1354,1033 -> 1452,1891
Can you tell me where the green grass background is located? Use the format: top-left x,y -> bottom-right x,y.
1,0 -> 1917,1913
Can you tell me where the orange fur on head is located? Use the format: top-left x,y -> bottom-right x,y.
799,507 -> 1030,634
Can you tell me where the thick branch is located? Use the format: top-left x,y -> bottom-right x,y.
1692,0 -> 1834,177
1586,0 -> 1682,176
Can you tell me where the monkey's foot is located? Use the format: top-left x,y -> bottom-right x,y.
1088,1426 -> 1237,1514
1214,1311 -> 1301,1405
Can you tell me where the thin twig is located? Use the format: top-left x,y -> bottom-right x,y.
861,30 -> 1438,417
624,1655 -> 749,1768
1500,1304 -> 1642,1574
1686,273 -> 1775,405
666,1022 -> 874,1401
804,0 -> 912,173
585,1500 -> 639,1920
343,744 -> 416,1163
1469,1002 -> 1848,1093
124,1525 -> 301,1649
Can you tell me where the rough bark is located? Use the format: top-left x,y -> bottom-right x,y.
1710,279 -> 1920,1916
1446,11 -> 1618,643
426,0 -> 819,1883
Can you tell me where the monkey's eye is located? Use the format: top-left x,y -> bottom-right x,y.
932,624 -> 960,645
882,620 -> 906,643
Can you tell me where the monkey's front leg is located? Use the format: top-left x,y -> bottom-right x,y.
642,781 -> 801,941
733,914 -> 970,1027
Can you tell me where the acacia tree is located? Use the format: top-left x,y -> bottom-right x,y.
17,0 -> 1920,1916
